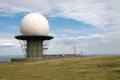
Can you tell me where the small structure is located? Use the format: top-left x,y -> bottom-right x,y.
43,54 -> 81,60
15,13 -> 53,60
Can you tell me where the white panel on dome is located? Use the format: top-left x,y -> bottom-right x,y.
20,13 -> 49,36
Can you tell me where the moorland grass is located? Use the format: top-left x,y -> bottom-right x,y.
0,56 -> 120,80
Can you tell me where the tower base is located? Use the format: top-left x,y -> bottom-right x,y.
15,35 -> 53,60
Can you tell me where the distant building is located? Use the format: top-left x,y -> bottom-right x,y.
43,54 -> 81,60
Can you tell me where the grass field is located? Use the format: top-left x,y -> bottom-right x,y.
0,56 -> 120,80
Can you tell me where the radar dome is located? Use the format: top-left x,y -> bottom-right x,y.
20,13 -> 49,35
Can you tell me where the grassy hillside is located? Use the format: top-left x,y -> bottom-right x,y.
0,56 -> 120,80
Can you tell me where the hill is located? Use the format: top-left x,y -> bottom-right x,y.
0,56 -> 120,80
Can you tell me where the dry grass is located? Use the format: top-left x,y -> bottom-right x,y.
0,56 -> 120,80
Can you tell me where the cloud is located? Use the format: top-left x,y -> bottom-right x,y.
47,33 -> 107,54
47,0 -> 119,27
0,0 -> 119,29
0,3 -> 29,16
0,42 -> 17,47
48,30 -> 120,54
0,32 -> 20,48
0,39 -> 19,47
59,34 -> 105,44
47,0 -> 120,54
98,0 -> 120,10
0,0 -> 52,16
0,32 -> 22,55
89,34 -> 105,39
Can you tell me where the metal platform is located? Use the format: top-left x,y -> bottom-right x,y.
15,35 -> 53,40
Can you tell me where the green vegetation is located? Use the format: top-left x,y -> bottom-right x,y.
0,56 -> 120,80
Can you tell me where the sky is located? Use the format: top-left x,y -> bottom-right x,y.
0,0 -> 120,56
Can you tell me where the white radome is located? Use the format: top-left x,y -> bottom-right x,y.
20,13 -> 49,35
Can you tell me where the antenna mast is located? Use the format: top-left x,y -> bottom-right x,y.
74,44 -> 76,54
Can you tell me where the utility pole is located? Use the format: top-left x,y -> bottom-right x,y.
74,44 -> 76,54
81,51 -> 83,56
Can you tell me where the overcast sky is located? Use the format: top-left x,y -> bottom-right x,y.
0,0 -> 120,55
